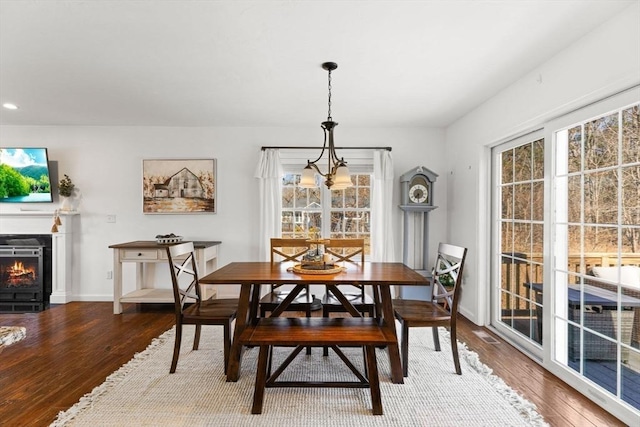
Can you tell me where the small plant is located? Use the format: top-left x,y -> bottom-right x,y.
58,174 -> 75,197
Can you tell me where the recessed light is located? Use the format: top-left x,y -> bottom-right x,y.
2,103 -> 19,110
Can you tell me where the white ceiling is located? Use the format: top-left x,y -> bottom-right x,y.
0,0 -> 635,128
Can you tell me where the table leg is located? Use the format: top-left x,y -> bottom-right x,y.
227,283 -> 253,382
135,262 -> 144,290
249,283 -> 261,323
113,251 -> 122,314
325,285 -> 362,317
378,284 -> 403,384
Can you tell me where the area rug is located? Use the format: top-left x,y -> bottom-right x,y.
0,326 -> 26,349
51,325 -> 548,427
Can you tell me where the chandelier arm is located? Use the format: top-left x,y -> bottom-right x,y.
327,128 -> 341,174
307,126 -> 329,166
306,161 -> 323,175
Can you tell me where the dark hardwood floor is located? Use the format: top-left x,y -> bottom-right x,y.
0,302 -> 626,427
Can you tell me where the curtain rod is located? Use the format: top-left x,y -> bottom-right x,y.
261,146 -> 392,151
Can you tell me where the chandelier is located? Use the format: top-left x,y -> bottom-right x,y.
299,62 -> 352,190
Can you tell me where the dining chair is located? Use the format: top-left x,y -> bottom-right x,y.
393,242 -> 467,376
166,241 -> 238,374
321,238 -> 374,317
258,238 -> 318,354
258,238 -> 319,316
321,238 -> 375,356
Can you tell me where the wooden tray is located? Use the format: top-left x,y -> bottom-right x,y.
290,264 -> 344,275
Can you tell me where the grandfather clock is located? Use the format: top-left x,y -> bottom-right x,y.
399,166 -> 438,299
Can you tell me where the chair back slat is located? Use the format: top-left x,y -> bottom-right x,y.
269,238 -> 310,293
270,238 -> 310,263
325,238 -> 365,263
166,242 -> 201,312
324,239 -> 366,297
431,243 -> 467,313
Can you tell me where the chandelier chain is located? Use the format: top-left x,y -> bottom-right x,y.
327,69 -> 332,121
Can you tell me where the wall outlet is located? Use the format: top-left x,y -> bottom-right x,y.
106,214 -> 116,223
106,270 -> 113,279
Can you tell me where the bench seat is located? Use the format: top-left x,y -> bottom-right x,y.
239,317 -> 396,346
239,317 -> 393,415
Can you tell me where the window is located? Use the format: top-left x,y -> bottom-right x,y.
281,173 -> 372,256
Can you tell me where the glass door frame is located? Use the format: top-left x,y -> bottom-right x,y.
543,88 -> 640,424
490,129 -> 546,360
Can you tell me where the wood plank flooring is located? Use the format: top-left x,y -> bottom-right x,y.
0,302 -> 626,426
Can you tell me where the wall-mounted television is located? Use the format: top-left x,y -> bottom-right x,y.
0,147 -> 54,203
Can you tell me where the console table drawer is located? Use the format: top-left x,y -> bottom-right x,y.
121,249 -> 158,260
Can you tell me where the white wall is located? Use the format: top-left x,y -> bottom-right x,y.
0,125 -> 446,299
446,2 -> 640,324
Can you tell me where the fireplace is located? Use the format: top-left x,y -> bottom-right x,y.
0,211 -> 77,305
0,235 -> 52,312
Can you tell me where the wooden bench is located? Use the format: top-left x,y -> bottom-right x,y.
239,317 -> 396,415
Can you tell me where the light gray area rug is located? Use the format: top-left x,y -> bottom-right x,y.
51,325 -> 548,427
0,326 -> 26,348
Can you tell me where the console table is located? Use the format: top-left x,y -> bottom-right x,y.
110,240 -> 221,314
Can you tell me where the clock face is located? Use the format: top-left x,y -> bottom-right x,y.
409,184 -> 428,204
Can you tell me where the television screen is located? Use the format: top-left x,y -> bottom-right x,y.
0,147 -> 53,203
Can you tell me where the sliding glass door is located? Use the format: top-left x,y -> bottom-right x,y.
553,102 -> 640,412
491,89 -> 640,422
491,132 -> 545,357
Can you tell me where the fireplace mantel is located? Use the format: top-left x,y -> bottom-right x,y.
0,210 -> 78,304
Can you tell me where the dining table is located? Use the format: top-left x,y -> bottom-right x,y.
199,261 -> 429,385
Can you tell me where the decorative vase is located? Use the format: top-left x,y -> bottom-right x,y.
60,196 -> 73,212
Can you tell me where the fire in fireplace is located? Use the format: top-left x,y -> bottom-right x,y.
0,235 -> 52,312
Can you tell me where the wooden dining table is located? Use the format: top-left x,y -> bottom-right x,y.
199,261 -> 428,385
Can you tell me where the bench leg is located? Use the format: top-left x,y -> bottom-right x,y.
251,345 -> 270,414
365,345 -> 383,415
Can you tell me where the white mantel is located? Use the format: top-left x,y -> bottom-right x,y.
0,210 -> 78,304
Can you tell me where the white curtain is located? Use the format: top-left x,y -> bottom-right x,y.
371,149 -> 395,262
254,149 -> 283,261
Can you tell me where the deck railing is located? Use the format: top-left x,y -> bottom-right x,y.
502,253 -> 640,310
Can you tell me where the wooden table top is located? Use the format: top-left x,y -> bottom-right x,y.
200,261 -> 428,286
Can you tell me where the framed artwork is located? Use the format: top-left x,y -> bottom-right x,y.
142,159 -> 216,214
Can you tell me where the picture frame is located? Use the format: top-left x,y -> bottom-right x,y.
142,158 -> 216,214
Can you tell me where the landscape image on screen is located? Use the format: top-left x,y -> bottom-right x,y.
0,147 -> 53,203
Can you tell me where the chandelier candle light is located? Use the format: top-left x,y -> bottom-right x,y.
299,62 -> 352,190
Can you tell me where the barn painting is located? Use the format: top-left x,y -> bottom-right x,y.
143,159 -> 216,214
